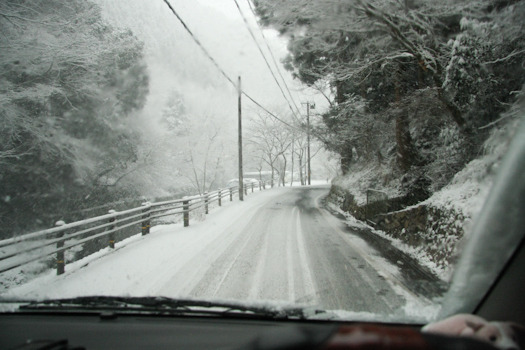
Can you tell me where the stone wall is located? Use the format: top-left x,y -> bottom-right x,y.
328,185 -> 409,222
328,185 -> 366,219
328,185 -> 465,270
375,205 -> 428,245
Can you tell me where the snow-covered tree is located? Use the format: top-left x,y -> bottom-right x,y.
180,116 -> 226,195
253,0 -> 525,197
246,111 -> 293,187
161,90 -> 188,135
0,0 -> 149,235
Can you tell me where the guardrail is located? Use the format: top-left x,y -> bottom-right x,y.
0,181 -> 269,276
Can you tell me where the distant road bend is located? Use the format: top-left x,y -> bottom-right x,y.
10,186 -> 445,316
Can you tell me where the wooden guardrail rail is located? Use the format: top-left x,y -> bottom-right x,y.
0,181 -> 270,276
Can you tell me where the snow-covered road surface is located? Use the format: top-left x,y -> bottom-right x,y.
3,186 -> 444,319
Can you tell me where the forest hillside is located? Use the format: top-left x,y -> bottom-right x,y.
253,0 -> 525,275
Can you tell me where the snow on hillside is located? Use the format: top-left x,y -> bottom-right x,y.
422,117 -> 519,238
330,117 -> 520,280
331,164 -> 402,206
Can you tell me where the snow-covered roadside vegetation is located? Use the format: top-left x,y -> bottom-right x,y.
0,0 -> 330,241
329,114 -> 522,280
254,0 -> 525,279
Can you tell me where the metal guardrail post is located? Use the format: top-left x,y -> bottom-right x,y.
218,189 -> 222,207
204,192 -> 209,214
244,184 -> 248,196
141,202 -> 151,235
183,199 -> 189,227
229,188 -> 233,201
55,220 -> 66,275
108,209 -> 116,248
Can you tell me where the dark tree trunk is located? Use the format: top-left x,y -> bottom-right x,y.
298,156 -> 304,185
340,144 -> 353,175
335,81 -> 346,104
395,112 -> 417,172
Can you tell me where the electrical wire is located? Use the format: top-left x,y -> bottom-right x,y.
161,0 -> 301,131
162,0 -> 236,87
244,0 -> 303,117
233,0 -> 302,123
243,92 -> 299,129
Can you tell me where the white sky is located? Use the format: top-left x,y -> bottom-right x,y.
93,0 -> 334,182
95,0 -> 326,127
198,0 -> 248,20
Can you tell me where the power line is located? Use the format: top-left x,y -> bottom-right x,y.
245,0 -> 303,117
243,92 -> 299,130
161,0 -> 300,130
233,0 -> 302,123
162,0 -> 235,87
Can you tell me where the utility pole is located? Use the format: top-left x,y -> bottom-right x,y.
290,135 -> 294,187
305,102 -> 314,185
238,76 -> 244,201
306,103 -> 311,185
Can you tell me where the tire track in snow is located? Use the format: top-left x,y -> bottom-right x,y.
315,198 -> 424,307
294,189 -> 405,313
154,192 -> 280,298
180,213 -> 268,299
286,208 -> 295,302
209,221 -> 263,299
247,225 -> 269,300
293,206 -> 317,305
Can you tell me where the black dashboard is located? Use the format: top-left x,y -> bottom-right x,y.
1,312 -> 501,350
0,312 -> 335,350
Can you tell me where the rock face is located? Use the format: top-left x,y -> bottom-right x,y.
328,185 -> 464,270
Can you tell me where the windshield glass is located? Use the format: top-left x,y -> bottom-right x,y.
0,0 -> 523,323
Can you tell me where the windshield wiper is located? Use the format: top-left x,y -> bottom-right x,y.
15,296 -> 313,320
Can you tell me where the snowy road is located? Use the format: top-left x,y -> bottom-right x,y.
4,185 -> 444,318
163,186 -> 406,313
